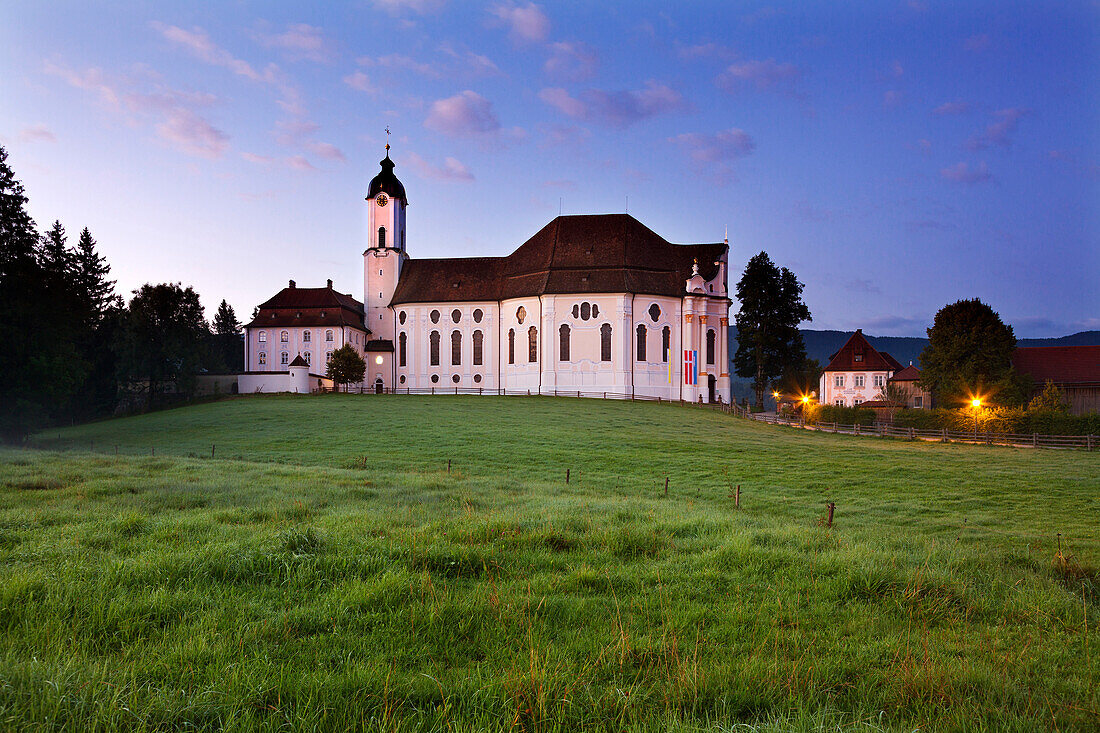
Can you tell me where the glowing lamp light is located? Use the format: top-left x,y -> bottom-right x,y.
801,395 -> 810,404
971,398 -> 981,408
773,391 -> 780,399
375,356 -> 384,365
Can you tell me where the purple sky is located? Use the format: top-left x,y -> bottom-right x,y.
2,1 -> 1097,337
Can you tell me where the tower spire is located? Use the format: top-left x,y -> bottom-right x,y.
385,126 -> 391,155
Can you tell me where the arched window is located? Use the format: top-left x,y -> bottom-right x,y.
559,324 -> 570,361
451,330 -> 462,366
508,328 -> 515,364
706,329 -> 716,365
280,330 -> 289,343
662,326 -> 671,362
258,352 -> 266,365
280,352 -> 288,365
399,332 -> 407,367
473,330 -> 484,366
429,331 -> 440,366
325,329 -> 334,342
600,323 -> 612,362
378,226 -> 386,248
258,331 -> 267,343
528,326 -> 538,363
303,330 -> 311,343
325,350 -> 332,364
636,324 -> 647,361
304,351 -> 311,365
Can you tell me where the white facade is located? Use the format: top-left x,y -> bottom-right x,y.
818,369 -> 893,407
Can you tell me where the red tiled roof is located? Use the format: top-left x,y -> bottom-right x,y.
1012,345 -> 1100,386
889,364 -> 921,381
246,284 -> 367,330
824,330 -> 904,372
288,354 -> 308,367
391,214 -> 726,305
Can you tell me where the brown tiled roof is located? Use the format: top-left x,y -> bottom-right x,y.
246,284 -> 367,330
889,364 -> 921,381
365,339 -> 394,352
824,330 -> 904,372
1012,345 -> 1100,386
391,214 -> 726,305
288,354 -> 308,367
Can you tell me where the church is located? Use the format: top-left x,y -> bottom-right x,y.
239,149 -> 733,403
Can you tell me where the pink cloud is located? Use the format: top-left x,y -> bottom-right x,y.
286,155 -> 316,171
373,0 -> 446,14
42,62 -> 119,106
255,23 -> 333,63
343,71 -> 378,94
489,2 -> 550,43
155,108 -> 228,158
424,90 -> 500,136
941,161 -> 991,184
19,124 -> 56,143
538,87 -> 586,118
967,108 -> 1030,150
357,53 -> 439,77
240,152 -> 275,164
543,41 -> 597,82
716,58 -> 799,92
932,101 -> 971,116
406,152 -> 474,181
670,128 -> 755,184
964,33 -> 991,52
151,22 -> 274,83
541,81 -> 688,127
304,141 -> 346,161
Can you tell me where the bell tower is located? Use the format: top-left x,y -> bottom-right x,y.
363,136 -> 408,343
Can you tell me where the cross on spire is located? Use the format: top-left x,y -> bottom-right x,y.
385,126 -> 390,153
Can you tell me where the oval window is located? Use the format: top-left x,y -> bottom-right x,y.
474,374 -> 482,383
430,310 -> 440,324
431,374 -> 439,383
580,302 -> 590,321
591,304 -> 599,317
452,309 -> 461,323
649,304 -> 660,322
516,306 -> 526,324
572,304 -> 579,319
473,308 -> 483,323
399,311 -> 406,325
399,375 -> 406,384
452,374 -> 460,384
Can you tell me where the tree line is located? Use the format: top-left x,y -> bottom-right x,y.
0,145 -> 242,441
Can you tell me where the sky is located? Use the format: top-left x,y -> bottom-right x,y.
1,0 -> 1097,338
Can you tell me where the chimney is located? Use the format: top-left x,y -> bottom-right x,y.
856,328 -> 862,334
289,279 -> 296,288
327,279 -> 333,289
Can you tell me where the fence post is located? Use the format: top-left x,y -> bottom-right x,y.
909,427 -> 914,441
826,502 -> 835,528
566,468 -> 570,484
664,477 -> 669,497
447,459 -> 451,473
735,484 -> 740,509
211,444 -> 215,459
1089,434 -> 1094,451
1033,433 -> 1038,448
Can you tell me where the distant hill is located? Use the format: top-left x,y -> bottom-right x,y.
728,328 -> 1100,372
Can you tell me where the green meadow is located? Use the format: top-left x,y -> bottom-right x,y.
1,394 -> 1097,731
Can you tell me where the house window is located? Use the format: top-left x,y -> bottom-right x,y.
600,323 -> 612,362
473,308 -> 483,323
873,375 -> 884,388
304,351 -> 311,365
451,330 -> 461,366
854,375 -> 865,388
854,353 -> 863,362
258,352 -> 266,365
559,324 -> 570,361
303,330 -> 311,343
637,324 -> 647,361
399,332 -> 407,367
280,330 -> 289,342
662,326 -> 671,362
399,311 -> 406,324
325,350 -> 332,364
516,306 -> 526,324
580,302 -> 590,321
914,395 -> 923,408
258,331 -> 267,343
430,331 -> 440,366
508,328 -> 515,364
452,309 -> 461,323
835,399 -> 844,406
325,330 -> 334,342
281,352 -> 289,365
452,374 -> 460,384
431,374 -> 439,384
706,329 -> 716,365
834,374 -> 845,388
430,310 -> 440,324
473,330 -> 484,365
378,226 -> 386,248
528,326 -> 538,363
649,304 -> 660,322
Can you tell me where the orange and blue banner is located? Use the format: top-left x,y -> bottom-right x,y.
684,349 -> 698,385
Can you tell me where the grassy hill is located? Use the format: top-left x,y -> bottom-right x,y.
2,395 -> 1098,731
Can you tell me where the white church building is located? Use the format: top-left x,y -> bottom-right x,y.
241,150 -> 733,403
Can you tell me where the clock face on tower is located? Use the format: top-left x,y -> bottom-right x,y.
376,193 -> 388,207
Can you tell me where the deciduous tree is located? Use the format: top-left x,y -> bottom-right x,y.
733,252 -> 812,410
326,344 -> 365,392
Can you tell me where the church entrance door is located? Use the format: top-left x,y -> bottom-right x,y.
374,378 -> 384,394
708,375 -> 716,403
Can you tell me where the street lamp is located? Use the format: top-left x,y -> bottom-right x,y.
971,398 -> 981,438
772,390 -> 780,412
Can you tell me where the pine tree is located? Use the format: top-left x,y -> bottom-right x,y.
210,299 -> 243,372
213,300 -> 240,336
74,227 -> 117,322
733,251 -> 812,411
40,220 -> 74,279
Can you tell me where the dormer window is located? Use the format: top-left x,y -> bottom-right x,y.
320,311 -> 326,318
854,354 -> 863,362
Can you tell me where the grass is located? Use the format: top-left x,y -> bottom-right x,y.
0,393 -> 1097,731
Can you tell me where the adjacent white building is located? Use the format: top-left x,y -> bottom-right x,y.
244,150 -> 733,402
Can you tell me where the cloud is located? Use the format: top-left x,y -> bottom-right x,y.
424,90 -> 500,136
373,0 -> 446,13
536,122 -> 590,148
241,152 -> 275,164
19,124 -> 56,143
437,43 -> 503,77
286,155 -> 316,171
489,2 -> 550,43
883,90 -> 903,108
544,41 -> 598,82
304,141 -> 346,161
151,22 -> 276,83
967,108 -> 1029,150
540,81 -> 687,127
254,23 -> 333,63
670,128 -> 755,184
273,118 -> 345,162
677,42 -> 737,61
538,87 -> 586,118
940,161 -> 991,183
343,71 -> 378,94
406,152 -> 474,181
42,62 -> 119,105
932,101 -> 971,116
155,108 -> 229,158
716,58 -> 799,93
844,279 -> 881,294
963,33 -> 991,52
358,46 -> 501,80
860,315 -> 928,335
357,53 -> 438,77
